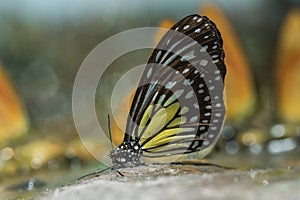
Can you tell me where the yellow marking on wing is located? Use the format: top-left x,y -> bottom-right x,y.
167,116 -> 186,128
139,104 -> 153,127
179,106 -> 189,115
143,127 -> 194,149
139,102 -> 180,143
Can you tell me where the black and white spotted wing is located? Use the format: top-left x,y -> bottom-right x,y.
110,14 -> 226,167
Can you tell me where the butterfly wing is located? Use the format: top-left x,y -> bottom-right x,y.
124,14 -> 226,158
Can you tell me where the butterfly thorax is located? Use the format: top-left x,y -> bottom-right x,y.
110,140 -> 142,168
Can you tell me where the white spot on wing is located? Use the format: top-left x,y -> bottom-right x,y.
216,103 -> 221,108
183,25 -> 190,30
181,50 -> 195,61
166,39 -> 171,45
200,45 -> 208,52
205,105 -> 212,110
202,119 -> 209,123
200,60 -> 208,66
147,67 -> 152,79
156,51 -> 162,62
199,126 -> 206,131
195,28 -> 201,33
185,90 -> 193,99
215,76 -> 221,81
191,141 -> 198,149
190,116 -> 198,123
183,79 -> 190,86
152,91 -> 159,101
215,113 -> 222,117
165,81 -> 176,89
213,119 -> 219,123
174,89 -> 184,98
183,79 -> 194,86
183,68 -> 190,74
160,94 -> 166,101
211,126 -> 217,131
157,94 -> 166,106
204,96 -> 210,101
204,112 -> 211,116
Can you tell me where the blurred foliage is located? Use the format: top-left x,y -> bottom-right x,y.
0,63 -> 28,145
275,8 -> 300,123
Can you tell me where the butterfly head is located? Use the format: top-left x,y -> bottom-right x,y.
109,140 -> 142,168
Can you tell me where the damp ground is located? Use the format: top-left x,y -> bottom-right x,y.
37,164 -> 300,200
31,149 -> 300,200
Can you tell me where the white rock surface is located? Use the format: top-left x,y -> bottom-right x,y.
38,164 -> 300,200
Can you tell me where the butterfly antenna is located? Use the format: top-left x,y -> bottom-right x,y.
108,114 -> 114,151
77,167 -> 112,181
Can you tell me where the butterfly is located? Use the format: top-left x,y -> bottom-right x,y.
110,14 -> 226,168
